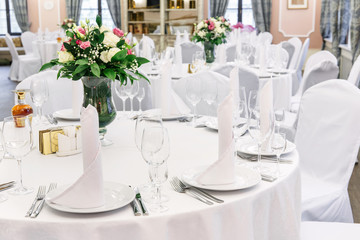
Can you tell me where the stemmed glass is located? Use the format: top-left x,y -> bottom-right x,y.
114,81 -> 129,118
185,78 -> 202,126
270,132 -> 287,178
0,133 -> 7,203
124,81 -> 139,116
1,116 -> 33,195
234,87 -> 248,142
30,78 -> 49,124
136,87 -> 145,113
141,126 -> 170,212
201,78 -> 217,116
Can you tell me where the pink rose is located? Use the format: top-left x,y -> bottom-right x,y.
220,16 -> 225,22
232,22 -> 244,29
77,27 -> 86,35
127,49 -> 132,55
125,38 -> 130,44
113,28 -> 124,37
80,41 -> 90,49
60,44 -> 66,51
208,21 -> 215,30
76,39 -> 82,45
243,25 -> 255,32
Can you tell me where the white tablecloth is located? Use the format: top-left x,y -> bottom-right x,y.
0,119 -> 301,240
32,40 -> 62,65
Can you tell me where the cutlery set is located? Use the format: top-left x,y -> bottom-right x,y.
170,177 -> 224,205
129,186 -> 149,216
237,152 -> 293,164
45,114 -> 58,125
0,181 -> 15,192
25,183 -> 57,218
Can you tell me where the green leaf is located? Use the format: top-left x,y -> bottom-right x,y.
90,63 -> 100,77
63,42 -> 72,51
73,64 -> 89,75
75,59 -> 88,65
117,39 -> 125,48
104,68 -> 116,80
66,31 -> 73,38
125,54 -> 136,62
111,49 -> 127,62
39,62 -> 56,72
98,32 -> 105,43
96,15 -> 102,28
136,57 -> 150,66
135,72 -> 150,83
71,39 -> 77,45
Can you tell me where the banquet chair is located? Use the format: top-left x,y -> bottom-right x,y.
258,31 -> 273,45
347,55 -> 360,87
180,42 -> 203,64
133,37 -> 139,56
288,37 -> 302,70
21,31 -> 37,55
15,70 -> 76,115
290,51 -> 338,112
226,44 -> 236,62
172,71 -> 230,116
295,80 -> 360,222
5,33 -> 42,82
294,38 -> 310,90
126,32 -> 133,44
139,35 -> 155,58
281,41 -> 295,69
301,221 -> 360,240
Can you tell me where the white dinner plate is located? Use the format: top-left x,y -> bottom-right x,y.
268,69 -> 290,74
182,165 -> 261,191
237,136 -> 296,156
53,109 -> 80,121
45,182 -> 135,214
205,118 -> 247,131
162,114 -> 185,121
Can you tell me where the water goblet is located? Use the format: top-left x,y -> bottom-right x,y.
270,132 -> 287,178
30,78 -> 49,124
185,78 -> 202,126
136,87 -> 145,113
2,116 -> 33,195
201,78 -> 217,116
124,81 -> 139,116
114,81 -> 129,118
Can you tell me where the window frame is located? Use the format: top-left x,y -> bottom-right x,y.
1,0 -> 21,36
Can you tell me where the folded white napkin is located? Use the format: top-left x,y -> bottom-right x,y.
260,80 -> 274,151
173,44 -> 183,75
49,105 -> 105,208
197,92 -> 236,185
175,30 -> 181,45
159,62 -> 190,116
72,80 -> 82,117
182,30 -> 190,43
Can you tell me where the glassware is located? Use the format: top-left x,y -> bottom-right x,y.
124,81 -> 139,116
234,87 -> 248,141
136,86 -> 145,113
270,132 -> 287,178
185,78 -> 202,126
30,78 -> 49,124
135,113 -> 163,151
201,77 -> 217,116
2,116 -> 33,195
114,81 -> 129,118
141,126 -> 170,212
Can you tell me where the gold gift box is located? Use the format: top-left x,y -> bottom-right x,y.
39,126 -> 80,155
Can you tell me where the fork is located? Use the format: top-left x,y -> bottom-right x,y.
31,183 -> 57,218
237,152 -> 293,163
173,177 -> 224,203
25,185 -> 46,217
170,179 -> 213,205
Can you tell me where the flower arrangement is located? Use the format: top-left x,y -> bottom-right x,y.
60,18 -> 76,31
192,16 -> 232,45
41,15 -> 149,84
232,22 -> 256,32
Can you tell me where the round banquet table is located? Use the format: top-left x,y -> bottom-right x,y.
32,40 -> 62,65
0,118 -> 301,240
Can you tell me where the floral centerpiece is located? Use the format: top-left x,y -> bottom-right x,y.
60,18 -> 76,31
192,16 -> 231,63
40,15 -> 149,144
232,22 -> 256,32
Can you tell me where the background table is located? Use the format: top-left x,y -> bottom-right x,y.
0,118 -> 301,240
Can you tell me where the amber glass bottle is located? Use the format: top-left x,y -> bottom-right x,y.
11,90 -> 33,127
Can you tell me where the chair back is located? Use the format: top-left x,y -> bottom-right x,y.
21,31 -> 37,55
347,55 -> 360,87
295,38 -> 310,82
295,80 -> 360,186
5,33 -> 19,61
180,42 -> 203,64
258,32 -> 273,45
226,44 -> 236,62
303,50 -> 337,74
288,37 -> 302,70
281,41 -> 295,69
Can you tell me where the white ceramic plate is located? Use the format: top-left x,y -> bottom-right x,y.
268,69 -> 290,74
162,115 -> 185,121
45,182 -> 135,214
205,118 -> 247,131
182,165 -> 261,191
53,109 -> 80,121
237,136 -> 296,156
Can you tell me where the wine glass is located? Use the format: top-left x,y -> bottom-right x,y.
185,78 -> 202,126
30,78 -> 49,124
201,78 -> 217,116
141,126 -> 170,212
1,116 -> 33,195
124,81 -> 139,116
234,87 -> 248,142
274,108 -> 285,133
190,56 -> 199,74
270,132 -> 287,178
135,113 -> 163,151
114,81 -> 129,118
136,87 -> 145,113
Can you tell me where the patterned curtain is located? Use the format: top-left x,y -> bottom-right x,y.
210,0 -> 229,17
320,0 -> 331,49
66,0 -> 84,24
11,0 -> 30,32
251,0 -> 272,32
106,0 -> 121,28
351,0 -> 360,61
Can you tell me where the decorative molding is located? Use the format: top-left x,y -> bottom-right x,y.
278,0 -> 316,37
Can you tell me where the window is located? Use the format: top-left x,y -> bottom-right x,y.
79,0 -> 115,28
0,0 -> 21,35
225,0 -> 255,26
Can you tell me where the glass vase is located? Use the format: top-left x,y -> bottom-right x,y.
204,41 -> 215,63
81,76 -> 117,146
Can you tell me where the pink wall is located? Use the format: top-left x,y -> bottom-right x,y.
271,0 -> 322,49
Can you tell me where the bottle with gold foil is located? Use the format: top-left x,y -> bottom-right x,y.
12,89 -> 33,127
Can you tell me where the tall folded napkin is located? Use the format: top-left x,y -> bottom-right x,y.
159,62 -> 190,115
197,93 -> 236,185
260,80 -> 274,151
72,80 -> 83,116
173,43 -> 183,76
48,105 -> 105,208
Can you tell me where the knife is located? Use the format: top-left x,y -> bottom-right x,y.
0,184 -> 15,192
129,186 -> 141,216
0,181 -> 15,189
134,188 -> 149,216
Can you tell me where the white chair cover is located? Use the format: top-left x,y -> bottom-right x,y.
21,31 -> 37,55
295,80 -> 360,222
258,32 -> 273,45
347,55 -> 360,87
139,35 -> 155,59
226,44 -> 236,62
288,37 -> 302,70
180,42 -> 203,64
133,37 -> 139,56
172,71 -> 230,116
125,32 -> 133,44
294,38 -> 310,86
181,30 -> 190,43
15,70 -> 77,115
301,222 -> 360,240
281,41 -> 295,69
5,33 -> 42,82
